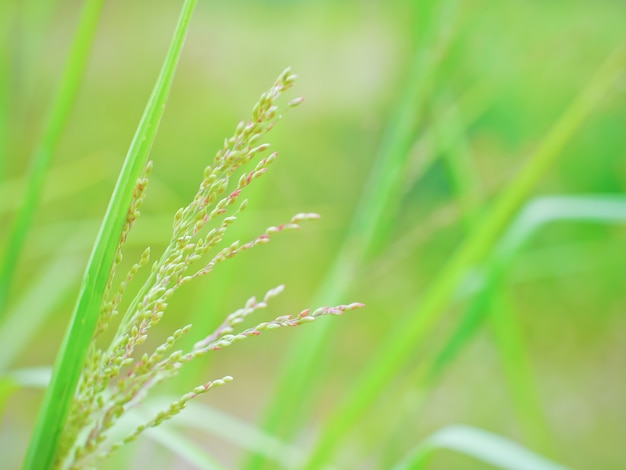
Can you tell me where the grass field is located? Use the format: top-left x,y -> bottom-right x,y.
1,1 -> 625,469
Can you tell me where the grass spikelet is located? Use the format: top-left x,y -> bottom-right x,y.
49,69 -> 361,469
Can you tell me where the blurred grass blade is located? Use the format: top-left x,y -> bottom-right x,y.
244,3 -> 462,469
428,195 -> 626,453
0,250 -> 84,371
430,96 -> 554,455
431,194 -> 626,379
0,377 -> 18,418
175,405 -> 301,468
0,0 -> 14,182
3,366 -> 52,389
304,42 -> 626,469
0,152 -> 117,216
139,398 -> 302,468
499,195 -> 626,254
0,0 -> 104,314
22,1 -> 198,468
0,367 -> 52,417
489,294 -> 554,455
392,425 -> 571,470
144,426 -> 226,470
436,93 -> 483,224
109,404 -> 230,470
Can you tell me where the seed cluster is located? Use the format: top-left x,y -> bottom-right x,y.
56,69 -> 363,470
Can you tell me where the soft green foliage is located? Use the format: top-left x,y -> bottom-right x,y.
2,1 -> 626,470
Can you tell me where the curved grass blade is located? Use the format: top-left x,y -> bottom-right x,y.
489,294 -> 554,455
22,1 -> 198,468
0,0 -> 104,315
431,98 -> 554,456
392,425 -> 570,470
431,194 -> 626,381
101,397 -> 297,470
304,41 -> 626,470
424,196 -> 626,455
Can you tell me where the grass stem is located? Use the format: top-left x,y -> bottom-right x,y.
22,1 -> 197,468
0,0 -> 104,315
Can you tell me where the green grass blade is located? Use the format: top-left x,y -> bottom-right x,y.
0,152 -> 117,216
304,42 -> 626,469
429,195 -> 626,452
0,0 -> 104,315
488,294 -> 555,456
429,96 -> 552,455
435,93 -> 483,224
243,4 -> 462,469
103,403 -> 230,470
21,1 -> 198,468
426,91 -> 487,377
432,194 -> 626,372
0,0 -> 15,182
0,251 -> 84,371
0,367 -> 51,417
3,366 -> 52,389
434,95 -> 623,456
0,377 -> 18,417
392,425 -> 570,470
143,426 -> 226,470
141,398 -> 302,468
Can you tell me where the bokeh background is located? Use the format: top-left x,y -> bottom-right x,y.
1,0 -> 625,469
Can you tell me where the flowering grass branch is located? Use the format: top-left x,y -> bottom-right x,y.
51,68 -> 363,469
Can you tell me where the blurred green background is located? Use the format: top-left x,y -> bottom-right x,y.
1,0 -> 625,469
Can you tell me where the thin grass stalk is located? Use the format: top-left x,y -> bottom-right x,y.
22,1 -> 197,468
135,398 -> 302,467
0,0 -> 60,182
0,0 -> 13,182
435,95 -> 482,223
489,294 -> 556,455
0,153 -> 115,216
304,41 -> 626,469
430,94 -> 554,455
12,0 -> 62,111
243,5 -> 461,470
355,91 -> 488,469
430,195 -> 626,381
423,259 -> 555,455
429,195 -> 626,454
144,426 -> 226,470
0,0 -> 104,315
